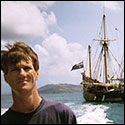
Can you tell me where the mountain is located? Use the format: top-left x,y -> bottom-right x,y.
38,83 -> 82,94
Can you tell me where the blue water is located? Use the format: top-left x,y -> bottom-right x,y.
1,92 -> 124,124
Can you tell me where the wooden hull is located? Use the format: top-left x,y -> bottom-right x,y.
81,82 -> 124,102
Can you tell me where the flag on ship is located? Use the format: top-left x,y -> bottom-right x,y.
71,61 -> 84,71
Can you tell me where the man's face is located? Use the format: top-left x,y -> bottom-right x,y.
4,59 -> 39,93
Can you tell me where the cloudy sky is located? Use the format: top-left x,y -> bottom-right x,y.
1,1 -> 124,94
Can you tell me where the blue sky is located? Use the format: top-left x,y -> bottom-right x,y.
1,1 -> 124,94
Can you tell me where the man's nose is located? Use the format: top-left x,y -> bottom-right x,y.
19,68 -> 26,77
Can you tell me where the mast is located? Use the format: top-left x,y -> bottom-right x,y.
93,8 -> 116,83
103,13 -> 108,83
88,45 -> 92,79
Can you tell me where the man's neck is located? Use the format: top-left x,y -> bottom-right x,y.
11,89 -> 42,113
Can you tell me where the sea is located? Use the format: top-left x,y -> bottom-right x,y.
1,92 -> 124,124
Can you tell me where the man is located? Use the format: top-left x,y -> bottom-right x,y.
1,41 -> 77,124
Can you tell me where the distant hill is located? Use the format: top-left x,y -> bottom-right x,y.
38,83 -> 82,94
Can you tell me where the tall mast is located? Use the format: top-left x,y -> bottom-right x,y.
103,13 -> 108,83
93,8 -> 116,83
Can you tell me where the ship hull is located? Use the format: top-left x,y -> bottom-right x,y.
81,82 -> 124,102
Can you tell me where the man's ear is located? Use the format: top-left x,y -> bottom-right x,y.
36,71 -> 39,80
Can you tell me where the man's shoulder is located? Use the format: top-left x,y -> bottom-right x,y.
42,98 -> 74,114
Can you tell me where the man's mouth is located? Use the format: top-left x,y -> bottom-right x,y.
17,80 -> 28,84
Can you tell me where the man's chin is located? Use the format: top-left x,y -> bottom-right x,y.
18,86 -> 34,93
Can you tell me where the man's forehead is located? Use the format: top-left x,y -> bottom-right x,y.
9,59 -> 33,68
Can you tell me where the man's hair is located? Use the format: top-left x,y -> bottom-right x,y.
1,41 -> 39,74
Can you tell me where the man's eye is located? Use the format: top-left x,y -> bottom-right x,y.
24,67 -> 31,71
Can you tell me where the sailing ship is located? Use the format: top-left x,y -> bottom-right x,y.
80,10 -> 124,102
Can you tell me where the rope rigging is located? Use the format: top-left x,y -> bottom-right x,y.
89,13 -> 124,82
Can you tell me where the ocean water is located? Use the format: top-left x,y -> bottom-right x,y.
1,92 -> 124,124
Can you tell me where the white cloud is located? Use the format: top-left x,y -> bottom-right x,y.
1,1 -> 57,41
34,33 -> 85,85
29,1 -> 57,10
42,11 -> 57,26
34,44 -> 49,57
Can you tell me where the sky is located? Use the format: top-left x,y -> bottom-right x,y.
1,1 -> 124,94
